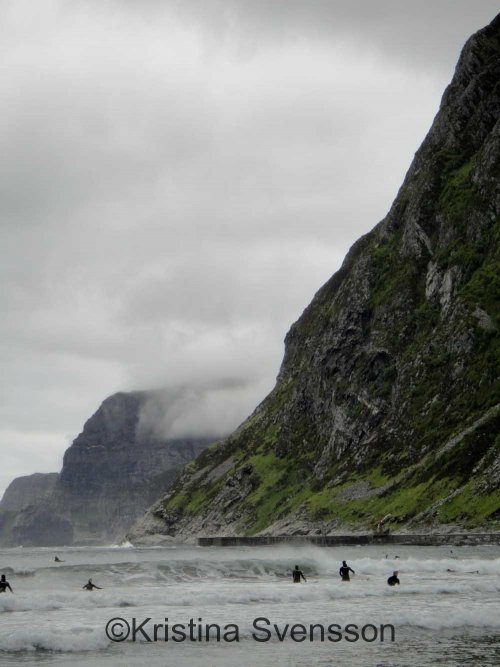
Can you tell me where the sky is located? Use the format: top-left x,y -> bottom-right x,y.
0,0 -> 498,498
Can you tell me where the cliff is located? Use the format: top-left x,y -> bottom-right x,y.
129,15 -> 500,542
1,391 -> 215,546
0,473 -> 58,512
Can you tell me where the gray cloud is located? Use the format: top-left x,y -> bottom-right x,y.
0,0 -> 497,496
137,380 -> 271,442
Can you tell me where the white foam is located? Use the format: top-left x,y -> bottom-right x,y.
0,627 -> 108,652
110,541 -> 134,549
378,606 -> 500,630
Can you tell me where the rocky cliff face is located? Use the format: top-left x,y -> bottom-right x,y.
129,15 -> 500,542
0,473 -> 58,512
1,391 -> 215,546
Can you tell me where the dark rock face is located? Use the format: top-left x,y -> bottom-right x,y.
1,391 -> 215,546
10,507 -> 74,547
130,15 -> 500,540
0,473 -> 58,512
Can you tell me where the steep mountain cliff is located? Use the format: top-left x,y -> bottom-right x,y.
129,15 -> 500,542
0,473 -> 60,545
0,391 -> 215,546
0,473 -> 58,512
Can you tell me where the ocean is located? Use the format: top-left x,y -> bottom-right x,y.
0,543 -> 499,666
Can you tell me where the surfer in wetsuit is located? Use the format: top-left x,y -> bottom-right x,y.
339,560 -> 355,581
292,565 -> 306,583
0,574 -> 13,593
387,570 -> 400,586
83,578 -> 102,591
54,556 -> 64,562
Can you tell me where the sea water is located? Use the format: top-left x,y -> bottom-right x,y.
0,543 -> 499,666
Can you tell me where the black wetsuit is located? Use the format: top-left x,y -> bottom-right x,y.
292,568 -> 306,583
387,575 -> 400,586
83,581 -> 102,590
0,580 -> 13,593
339,565 -> 355,581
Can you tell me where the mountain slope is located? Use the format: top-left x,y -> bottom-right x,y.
130,16 -> 500,541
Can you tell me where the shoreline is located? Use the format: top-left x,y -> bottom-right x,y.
197,533 -> 500,547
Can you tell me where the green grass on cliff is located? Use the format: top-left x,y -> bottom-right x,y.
438,159 -> 476,230
316,477 -> 500,529
165,483 -> 223,515
229,421 -> 500,531
239,452 -> 309,534
435,485 -> 500,525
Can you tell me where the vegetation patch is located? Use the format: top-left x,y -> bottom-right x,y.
241,452 -> 306,534
436,484 -> 500,525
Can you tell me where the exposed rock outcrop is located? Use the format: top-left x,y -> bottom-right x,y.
0,473 -> 58,512
9,506 -> 74,547
129,15 -> 500,542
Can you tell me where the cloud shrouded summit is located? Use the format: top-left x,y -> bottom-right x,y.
0,0 -> 498,496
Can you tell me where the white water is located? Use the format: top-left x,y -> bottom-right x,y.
0,543 -> 499,666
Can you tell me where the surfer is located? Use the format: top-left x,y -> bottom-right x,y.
339,560 -> 355,581
0,574 -> 13,593
54,556 -> 64,562
447,568 -> 478,574
387,570 -> 400,586
292,565 -> 306,583
83,578 -> 102,591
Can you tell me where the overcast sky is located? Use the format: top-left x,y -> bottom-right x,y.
0,1 -> 498,498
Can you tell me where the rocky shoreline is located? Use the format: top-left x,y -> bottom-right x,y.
197,533 -> 500,547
